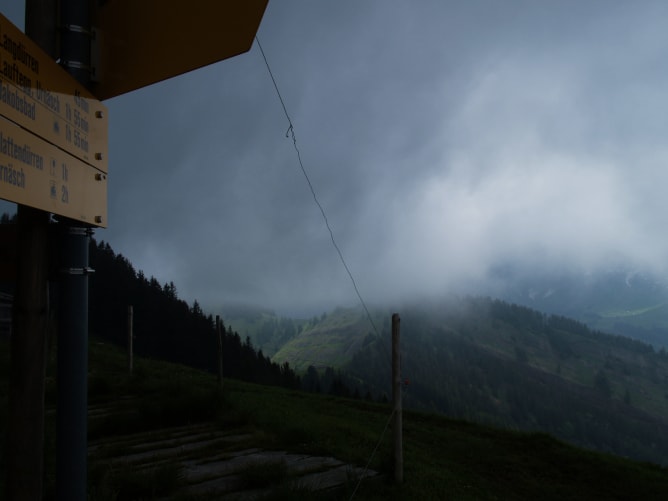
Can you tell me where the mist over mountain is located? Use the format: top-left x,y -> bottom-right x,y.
222,294 -> 668,465
221,256 -> 668,350
484,263 -> 668,348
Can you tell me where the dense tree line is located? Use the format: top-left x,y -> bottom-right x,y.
89,240 -> 299,389
301,364 -> 375,401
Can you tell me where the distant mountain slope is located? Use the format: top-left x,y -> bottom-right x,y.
490,266 -> 668,348
245,296 -> 668,464
271,307 -> 388,371
346,297 -> 668,465
217,304 -> 305,358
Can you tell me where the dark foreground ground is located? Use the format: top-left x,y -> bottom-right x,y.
2,339 -> 668,500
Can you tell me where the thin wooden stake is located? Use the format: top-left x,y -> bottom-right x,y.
216,315 -> 223,388
392,312 -> 403,484
127,305 -> 133,374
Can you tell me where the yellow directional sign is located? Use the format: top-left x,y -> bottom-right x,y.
90,0 -> 268,100
0,117 -> 107,227
0,13 -> 108,226
0,13 -> 108,172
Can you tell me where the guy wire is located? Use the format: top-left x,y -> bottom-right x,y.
255,36 -> 381,339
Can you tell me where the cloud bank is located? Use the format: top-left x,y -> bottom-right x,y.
3,1 -> 668,315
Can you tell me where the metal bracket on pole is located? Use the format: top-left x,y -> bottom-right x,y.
59,267 -> 95,275
59,60 -> 93,72
90,27 -> 101,82
61,23 -> 93,36
60,23 -> 97,77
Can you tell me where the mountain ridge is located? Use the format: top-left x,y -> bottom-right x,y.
223,296 -> 668,465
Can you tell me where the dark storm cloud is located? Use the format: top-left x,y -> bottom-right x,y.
3,1 -> 668,315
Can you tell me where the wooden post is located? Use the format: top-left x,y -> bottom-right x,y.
127,305 -> 133,374
7,207 -> 50,501
216,315 -> 223,387
392,313 -> 403,484
6,2 -> 57,498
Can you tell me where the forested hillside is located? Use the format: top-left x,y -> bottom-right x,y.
224,298 -> 668,465
89,240 -> 300,389
346,298 -> 668,465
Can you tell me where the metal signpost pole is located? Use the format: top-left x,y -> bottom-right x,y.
56,226 -> 90,501
57,1 -> 92,500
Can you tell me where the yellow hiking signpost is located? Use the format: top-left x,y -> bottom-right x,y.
0,12 -> 108,226
3,2 -> 270,499
0,117 -> 107,225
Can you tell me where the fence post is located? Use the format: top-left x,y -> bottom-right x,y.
216,315 -> 223,387
392,312 -> 403,484
127,305 -> 133,374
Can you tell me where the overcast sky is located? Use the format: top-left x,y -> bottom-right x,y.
3,1 -> 668,316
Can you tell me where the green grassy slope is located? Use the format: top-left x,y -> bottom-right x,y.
220,305 -> 309,358
3,338 -> 668,499
265,301 -> 668,422
271,307 -> 387,371
592,302 -> 668,347
263,300 -> 668,464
